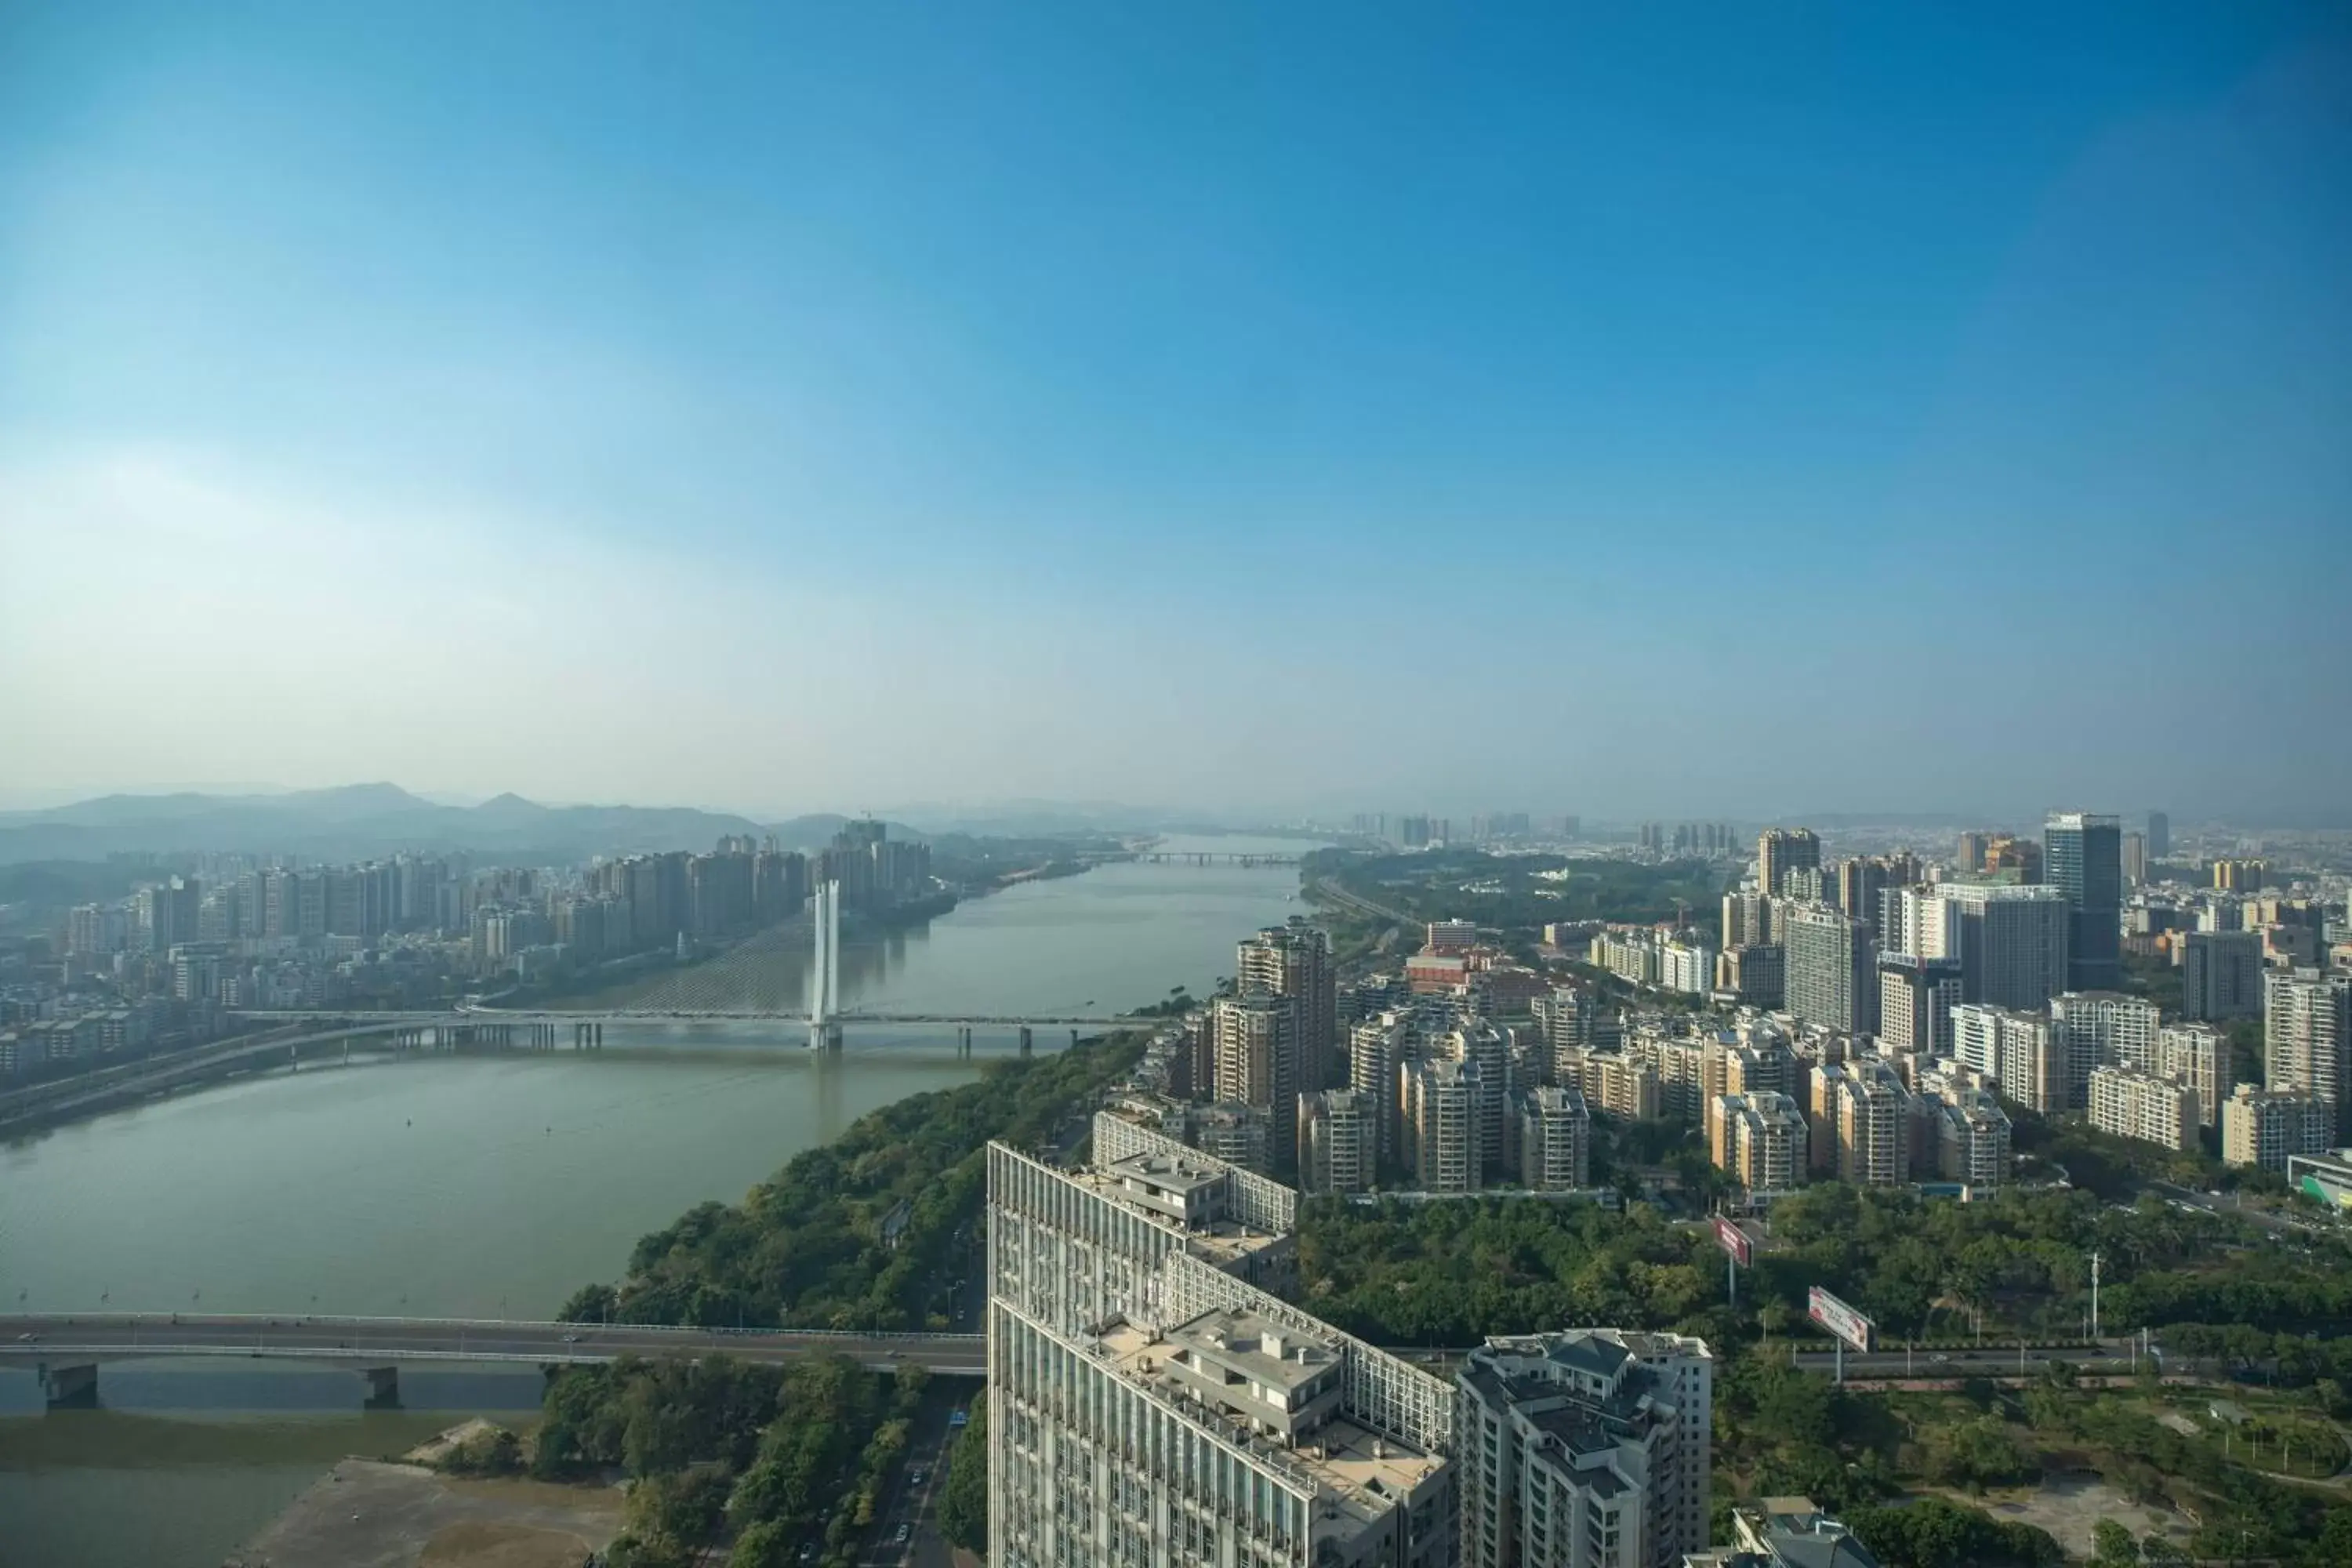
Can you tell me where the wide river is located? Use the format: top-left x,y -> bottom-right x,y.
0,835 -> 1314,1568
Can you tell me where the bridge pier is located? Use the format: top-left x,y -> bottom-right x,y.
1070,1029 -> 1080,1050
40,1362 -> 98,1408
957,1025 -> 972,1057
1018,1025 -> 1033,1057
361,1366 -> 401,1409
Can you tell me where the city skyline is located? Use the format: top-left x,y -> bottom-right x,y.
6,4 -> 2350,819
0,775 -> 2325,835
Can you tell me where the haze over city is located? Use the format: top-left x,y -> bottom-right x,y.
16,9 -> 2352,1568
5,2 -> 2350,819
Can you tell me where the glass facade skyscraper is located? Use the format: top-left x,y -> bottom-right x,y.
2045,812 -> 2122,993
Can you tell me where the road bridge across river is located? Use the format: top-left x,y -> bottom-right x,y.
0,1313 -> 985,1406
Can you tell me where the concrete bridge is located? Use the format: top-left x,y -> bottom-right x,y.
224,1007 -> 1162,1029
1083,851 -> 1299,866
0,1313 -> 985,1406
218,1008 -> 1170,1059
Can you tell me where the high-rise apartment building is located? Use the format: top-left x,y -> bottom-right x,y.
1812,1060 -> 1908,1185
1298,1089 -> 1374,1195
1929,1087 -> 2011,1188
2146,811 -> 2170,862
2122,832 -> 2148,887
1722,889 -> 1773,949
2266,967 -> 2352,1140
2183,929 -> 2264,1022
1955,831 -> 1989,873
1515,1083 -> 1592,1190
1875,954 -> 1962,1059
2220,1083 -> 2334,1171
1880,886 -> 1958,965
1629,1029 -> 1715,1125
2213,858 -> 2267,893
1401,1056 -> 1481,1192
1757,828 -> 1821,898
1212,990 -> 1299,1166
986,1128 -> 1454,1568
1457,1330 -> 1713,1568
1719,944 -> 1785,1009
1350,1011 -> 1410,1170
1721,1038 -> 1796,1100
1439,1020 -> 1512,1178
1951,1004 -> 2063,1112
1931,882 -> 2071,1009
1188,1102 -> 1275,1173
1835,858 -> 1893,933
1240,920 -> 1338,1097
1780,902 -> 1875,1034
2088,1065 -> 2198,1152
1212,990 -> 1290,1107
1532,986 -> 1604,1062
135,877 -> 201,953
2045,812 -> 2122,993
2050,990 -> 2161,1103
1575,1051 -> 1662,1122
1710,1090 -> 1808,1192
2158,1022 -> 2225,1129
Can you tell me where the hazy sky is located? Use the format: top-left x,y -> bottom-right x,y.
3,4 -> 2348,822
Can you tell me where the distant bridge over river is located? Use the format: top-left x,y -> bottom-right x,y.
1084,851 -> 1299,866
0,1313 -> 983,1406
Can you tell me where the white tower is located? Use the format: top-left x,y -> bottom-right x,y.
808,880 -> 844,1050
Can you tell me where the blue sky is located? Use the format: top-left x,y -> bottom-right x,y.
2,2 -> 2347,822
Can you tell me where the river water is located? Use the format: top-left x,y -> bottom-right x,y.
0,836 -> 1312,1567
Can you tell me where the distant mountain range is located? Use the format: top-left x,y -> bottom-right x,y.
0,784 -> 919,866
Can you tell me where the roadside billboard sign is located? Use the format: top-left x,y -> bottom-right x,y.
1807,1286 -> 1875,1353
1713,1215 -> 1753,1269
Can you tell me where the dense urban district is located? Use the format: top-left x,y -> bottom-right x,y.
8,799 -> 2352,1567
0,790 -> 1112,1087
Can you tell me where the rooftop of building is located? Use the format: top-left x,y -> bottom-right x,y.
1730,1497 -> 1885,1568
1164,1306 -> 1341,1394
1047,1155 -> 1292,1267
1103,1148 -> 1225,1195
1461,1330 -> 1707,1430
1093,1318 -> 1443,1533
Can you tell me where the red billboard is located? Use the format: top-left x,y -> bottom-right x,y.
1713,1215 -> 1752,1269
1807,1286 -> 1875,1353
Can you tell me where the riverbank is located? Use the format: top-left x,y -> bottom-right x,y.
557,1030 -> 1145,1329
230,1457 -> 625,1568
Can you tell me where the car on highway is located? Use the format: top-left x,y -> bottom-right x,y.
561,1332 -> 582,1342
909,1466 -> 926,1484
15,1332 -> 37,1342
893,1523 -> 911,1544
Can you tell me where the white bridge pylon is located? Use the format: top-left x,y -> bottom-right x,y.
807,879 -> 843,1051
